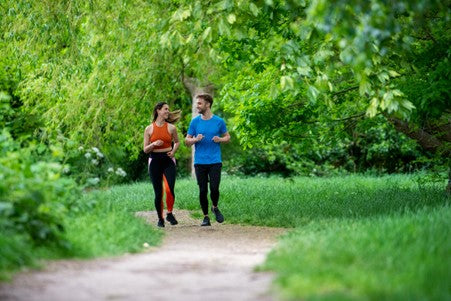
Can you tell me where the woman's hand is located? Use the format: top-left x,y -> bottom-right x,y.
167,150 -> 176,158
153,140 -> 164,146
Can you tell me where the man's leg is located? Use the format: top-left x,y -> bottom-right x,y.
209,163 -> 222,207
194,164 -> 209,216
209,163 -> 224,223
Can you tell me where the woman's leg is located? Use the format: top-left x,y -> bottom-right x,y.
162,175 -> 173,212
163,158 -> 176,212
149,157 -> 164,220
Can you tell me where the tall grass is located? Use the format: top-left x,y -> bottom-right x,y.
62,184 -> 163,258
1,173 -> 449,301
173,174 -> 450,300
0,184 -> 162,280
175,174 -> 447,226
262,207 -> 450,300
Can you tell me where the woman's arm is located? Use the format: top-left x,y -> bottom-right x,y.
143,125 -> 155,153
168,124 -> 180,158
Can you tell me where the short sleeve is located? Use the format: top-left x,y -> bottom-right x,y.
187,119 -> 196,136
219,118 -> 227,135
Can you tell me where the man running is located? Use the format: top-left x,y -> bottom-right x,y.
185,94 -> 230,226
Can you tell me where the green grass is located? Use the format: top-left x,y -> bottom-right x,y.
173,174 -> 450,300
1,173 -> 449,301
176,174 -> 448,226
62,184 -> 163,258
0,232 -> 37,280
261,207 -> 450,300
0,183 -> 163,280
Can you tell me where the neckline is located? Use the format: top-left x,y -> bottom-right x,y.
154,121 -> 166,128
200,114 -> 214,121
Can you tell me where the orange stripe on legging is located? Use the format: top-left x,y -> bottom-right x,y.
163,175 -> 174,212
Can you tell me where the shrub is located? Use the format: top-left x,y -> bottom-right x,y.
0,129 -> 80,246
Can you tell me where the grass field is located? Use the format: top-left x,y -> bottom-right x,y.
1,174 -> 449,300
176,174 -> 450,300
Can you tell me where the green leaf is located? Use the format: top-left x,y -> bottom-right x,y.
201,27 -> 212,42
400,99 -> 416,111
280,76 -> 294,90
367,97 -> 379,117
227,14 -> 236,24
359,80 -> 371,96
307,85 -> 319,103
249,3 -> 259,16
297,66 -> 312,76
218,18 -> 231,36
388,70 -> 400,77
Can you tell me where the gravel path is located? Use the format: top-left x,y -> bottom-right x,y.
0,210 -> 286,301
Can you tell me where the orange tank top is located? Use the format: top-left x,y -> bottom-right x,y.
150,122 -> 172,150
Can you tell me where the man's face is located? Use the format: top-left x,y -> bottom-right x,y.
196,98 -> 208,114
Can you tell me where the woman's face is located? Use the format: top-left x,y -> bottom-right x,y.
158,104 -> 170,119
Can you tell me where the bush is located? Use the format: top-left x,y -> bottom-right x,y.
61,139 -> 128,188
0,129 -> 80,246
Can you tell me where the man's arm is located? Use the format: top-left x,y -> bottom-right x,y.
212,132 -> 230,143
185,134 -> 204,147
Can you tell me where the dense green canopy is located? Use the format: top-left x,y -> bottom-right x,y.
1,0 -> 449,178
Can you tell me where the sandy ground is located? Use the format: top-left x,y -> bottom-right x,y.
0,210 -> 286,301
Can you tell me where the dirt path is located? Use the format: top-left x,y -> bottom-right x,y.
0,210 -> 286,301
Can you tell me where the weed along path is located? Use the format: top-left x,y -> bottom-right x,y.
1,210 -> 286,301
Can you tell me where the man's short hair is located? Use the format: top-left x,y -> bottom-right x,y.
197,94 -> 213,106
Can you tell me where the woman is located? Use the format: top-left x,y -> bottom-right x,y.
143,102 -> 181,227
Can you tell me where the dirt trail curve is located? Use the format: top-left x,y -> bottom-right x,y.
0,210 -> 286,301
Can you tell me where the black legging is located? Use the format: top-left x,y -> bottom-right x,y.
194,163 -> 222,215
148,152 -> 176,220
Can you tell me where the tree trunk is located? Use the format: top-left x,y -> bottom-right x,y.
448,159 -> 451,195
387,115 -> 451,192
182,76 -> 215,177
387,116 -> 443,152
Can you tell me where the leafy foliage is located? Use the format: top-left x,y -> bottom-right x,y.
1,0 -> 448,178
0,129 -> 80,246
1,0 -> 192,175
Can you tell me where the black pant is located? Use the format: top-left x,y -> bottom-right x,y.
194,163 -> 222,215
149,152 -> 176,219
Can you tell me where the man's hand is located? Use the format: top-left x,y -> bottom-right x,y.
196,134 -> 204,142
212,136 -> 222,143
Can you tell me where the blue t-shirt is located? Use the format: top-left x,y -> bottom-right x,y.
187,115 -> 227,164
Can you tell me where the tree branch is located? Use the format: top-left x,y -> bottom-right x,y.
332,85 -> 359,97
387,116 -> 444,153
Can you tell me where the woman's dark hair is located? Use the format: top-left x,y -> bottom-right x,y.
152,102 -> 181,123
153,102 -> 167,122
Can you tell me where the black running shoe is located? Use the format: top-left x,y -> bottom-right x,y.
157,218 -> 165,228
212,207 -> 224,223
201,216 -> 211,226
166,213 -> 178,225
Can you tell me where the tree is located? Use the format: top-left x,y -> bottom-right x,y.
160,0 -> 450,181
2,0 -> 449,182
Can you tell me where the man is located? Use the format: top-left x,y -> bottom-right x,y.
185,94 -> 231,226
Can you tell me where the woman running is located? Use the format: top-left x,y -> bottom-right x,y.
143,102 -> 181,227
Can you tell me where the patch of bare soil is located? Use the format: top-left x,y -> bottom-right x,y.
0,210 -> 286,301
